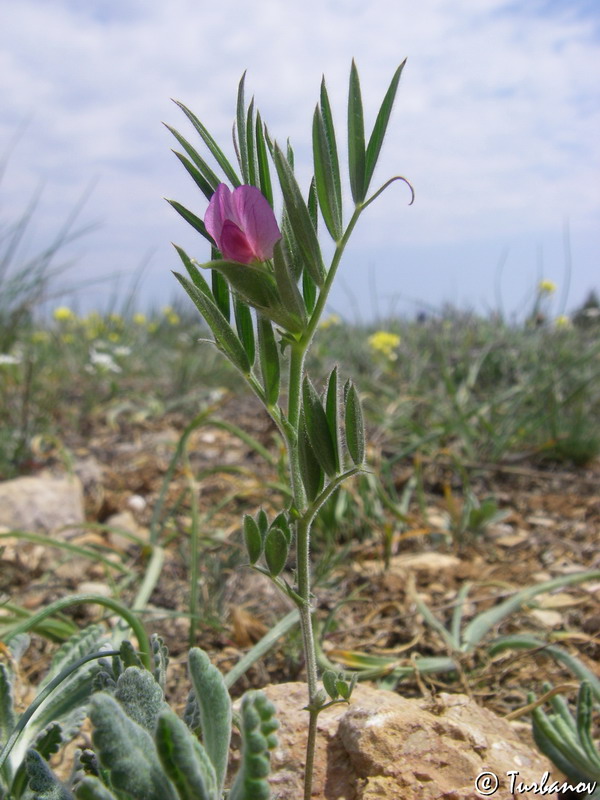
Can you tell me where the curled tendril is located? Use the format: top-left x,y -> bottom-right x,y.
361,175 -> 415,211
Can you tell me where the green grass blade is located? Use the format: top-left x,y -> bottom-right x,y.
224,609 -> 300,689
488,635 -> 600,702
461,570 -> 600,652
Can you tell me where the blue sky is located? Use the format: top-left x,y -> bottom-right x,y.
1,0 -> 598,321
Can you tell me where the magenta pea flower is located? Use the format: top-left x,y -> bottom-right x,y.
204,183 -> 281,265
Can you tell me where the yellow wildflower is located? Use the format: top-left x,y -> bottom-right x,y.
539,279 -> 557,294
368,331 -> 401,360
53,306 -> 75,322
133,312 -> 147,326
555,315 -> 572,329
319,313 -> 342,330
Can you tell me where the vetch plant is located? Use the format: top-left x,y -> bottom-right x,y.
167,59 -> 413,798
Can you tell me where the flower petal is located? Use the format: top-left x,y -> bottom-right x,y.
204,183 -> 234,248
231,185 -> 281,261
219,219 -> 256,264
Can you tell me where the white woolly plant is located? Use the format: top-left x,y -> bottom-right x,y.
21,646 -> 278,800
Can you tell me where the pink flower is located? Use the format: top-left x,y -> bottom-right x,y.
204,183 -> 281,264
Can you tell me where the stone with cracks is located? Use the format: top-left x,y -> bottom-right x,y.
260,682 -> 559,800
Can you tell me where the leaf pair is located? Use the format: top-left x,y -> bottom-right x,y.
299,370 -> 366,501
348,59 -> 406,205
244,510 -> 292,578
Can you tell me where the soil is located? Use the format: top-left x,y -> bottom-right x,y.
3,390 -> 599,750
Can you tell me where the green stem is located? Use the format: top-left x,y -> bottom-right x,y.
287,205 -> 366,800
301,205 -> 363,350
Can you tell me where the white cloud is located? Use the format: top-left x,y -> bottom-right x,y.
1,0 -> 598,316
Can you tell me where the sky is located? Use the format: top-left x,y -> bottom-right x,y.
1,0 -> 599,322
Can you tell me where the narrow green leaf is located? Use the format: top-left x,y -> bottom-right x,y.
298,410 -> 324,501
171,151 -> 214,201
233,296 -> 255,365
166,200 -> 212,245
302,376 -> 338,477
272,143 -> 325,287
173,246 -> 213,299
364,60 -> 406,192
286,139 -> 295,168
264,528 -> 289,577
272,240 -> 307,329
255,110 -> 273,207
320,79 -> 342,215
302,268 -> 317,314
281,212 -> 303,282
246,98 -> 257,187
348,60 -> 366,204
173,100 -> 241,187
173,272 -> 251,374
235,71 -> 249,181
345,381 -> 365,466
211,270 -> 230,321
313,105 -> 342,241
257,315 -> 280,407
307,176 -> 318,231
325,366 -> 341,473
463,570 -> 600,653
165,124 -> 220,193
243,515 -> 263,564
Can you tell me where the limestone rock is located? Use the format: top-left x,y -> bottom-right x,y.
104,510 -> 149,550
261,683 -> 559,800
0,473 -> 84,534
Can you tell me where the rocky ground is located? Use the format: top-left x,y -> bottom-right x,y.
1,394 -> 599,797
